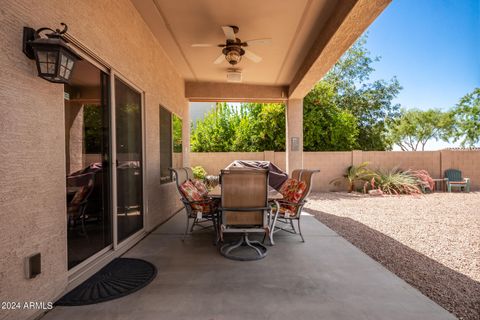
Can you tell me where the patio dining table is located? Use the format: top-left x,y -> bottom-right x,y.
208,185 -> 283,200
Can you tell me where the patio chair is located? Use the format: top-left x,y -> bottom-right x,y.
269,169 -> 320,243
444,169 -> 470,192
67,172 -> 95,237
219,168 -> 271,260
291,169 -> 302,180
170,167 -> 218,241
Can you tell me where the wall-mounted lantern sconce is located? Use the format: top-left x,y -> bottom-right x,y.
23,23 -> 81,84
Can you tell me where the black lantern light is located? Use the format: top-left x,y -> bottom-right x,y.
23,23 -> 81,83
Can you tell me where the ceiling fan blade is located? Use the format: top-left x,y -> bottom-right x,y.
221,26 -> 236,41
244,38 -> 272,46
213,54 -> 225,64
244,49 -> 262,63
191,43 -> 214,47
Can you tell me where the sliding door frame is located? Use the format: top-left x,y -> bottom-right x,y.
64,37 -> 148,285
110,71 -> 148,250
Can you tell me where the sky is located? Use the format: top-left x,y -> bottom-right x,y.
363,0 -> 480,149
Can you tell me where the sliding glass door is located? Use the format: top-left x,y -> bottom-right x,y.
64,51 -> 145,271
114,78 -> 144,243
64,59 -> 112,269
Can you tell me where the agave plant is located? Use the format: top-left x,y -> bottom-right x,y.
369,168 -> 422,195
330,162 -> 375,193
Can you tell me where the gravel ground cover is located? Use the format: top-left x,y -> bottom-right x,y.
304,192 -> 480,320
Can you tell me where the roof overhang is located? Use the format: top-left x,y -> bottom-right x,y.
132,0 -> 391,101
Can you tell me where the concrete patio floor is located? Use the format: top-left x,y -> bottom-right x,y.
44,212 -> 455,320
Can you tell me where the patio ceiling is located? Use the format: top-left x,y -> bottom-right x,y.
132,0 -> 391,100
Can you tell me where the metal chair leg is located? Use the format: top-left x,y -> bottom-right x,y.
220,233 -> 267,261
222,236 -> 244,256
212,213 -> 220,246
190,218 -> 197,232
269,210 -> 279,246
76,206 -> 89,239
244,235 -> 265,257
289,219 -> 296,233
297,218 -> 305,242
183,217 -> 190,241
80,214 -> 88,239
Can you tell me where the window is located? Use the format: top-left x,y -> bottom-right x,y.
160,106 -> 173,183
173,114 -> 183,168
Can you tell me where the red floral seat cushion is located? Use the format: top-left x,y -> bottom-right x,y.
278,178 -> 307,216
192,179 -> 208,197
179,180 -> 212,213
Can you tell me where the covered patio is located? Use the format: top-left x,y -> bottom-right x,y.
44,212 -> 454,320
0,1 -> 459,319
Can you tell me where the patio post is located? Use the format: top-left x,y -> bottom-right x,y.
286,98 -> 304,175
182,101 -> 190,167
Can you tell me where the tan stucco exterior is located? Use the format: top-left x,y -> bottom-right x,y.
0,1 -> 187,319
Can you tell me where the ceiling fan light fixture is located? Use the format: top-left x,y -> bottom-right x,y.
225,50 -> 241,65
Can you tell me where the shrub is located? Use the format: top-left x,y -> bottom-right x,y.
366,168 -> 422,195
411,170 -> 434,192
192,166 -> 207,180
330,162 -> 376,193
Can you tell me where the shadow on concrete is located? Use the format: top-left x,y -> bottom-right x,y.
304,207 -> 480,320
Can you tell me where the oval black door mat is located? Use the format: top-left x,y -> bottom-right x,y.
55,258 -> 157,306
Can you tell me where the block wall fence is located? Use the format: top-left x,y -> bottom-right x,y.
190,150 -> 480,192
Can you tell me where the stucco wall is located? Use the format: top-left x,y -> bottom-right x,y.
190,151 -> 480,192
0,1 -> 186,319
303,152 -> 352,191
361,151 -> 441,178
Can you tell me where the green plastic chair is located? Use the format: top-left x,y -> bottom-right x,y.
444,169 -> 470,193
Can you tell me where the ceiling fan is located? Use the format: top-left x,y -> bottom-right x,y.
191,25 -> 271,66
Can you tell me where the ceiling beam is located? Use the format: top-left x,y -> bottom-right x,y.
185,82 -> 288,102
288,0 -> 391,99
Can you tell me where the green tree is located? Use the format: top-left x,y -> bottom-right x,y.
173,114 -> 183,153
320,35 -> 402,150
232,103 -> 286,151
303,82 -> 358,151
387,109 -> 454,151
190,102 -> 240,152
452,88 -> 480,147
190,102 -> 285,152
